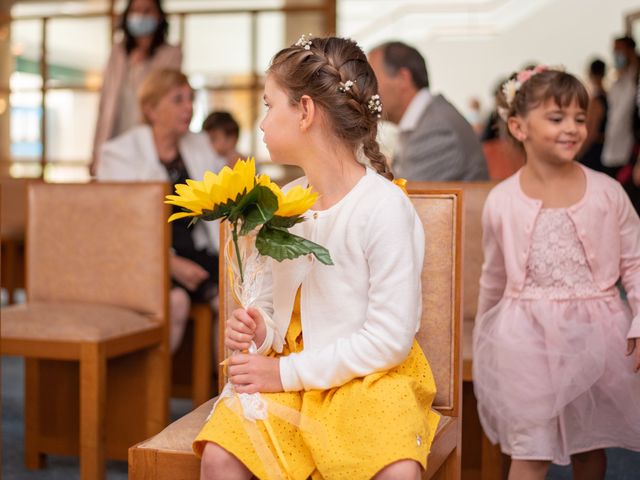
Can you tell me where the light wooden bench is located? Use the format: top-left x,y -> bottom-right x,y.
129,187 -> 463,479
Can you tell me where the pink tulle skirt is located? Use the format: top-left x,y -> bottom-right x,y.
473,294 -> 640,465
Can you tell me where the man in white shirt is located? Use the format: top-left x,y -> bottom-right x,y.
368,41 -> 488,181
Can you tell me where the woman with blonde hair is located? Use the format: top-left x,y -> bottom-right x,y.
97,69 -> 225,353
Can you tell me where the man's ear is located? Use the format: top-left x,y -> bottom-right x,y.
507,116 -> 527,142
398,67 -> 415,88
299,94 -> 316,131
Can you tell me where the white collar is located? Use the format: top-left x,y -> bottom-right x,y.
398,88 -> 432,133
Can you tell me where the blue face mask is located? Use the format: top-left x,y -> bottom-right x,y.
126,13 -> 159,38
614,52 -> 628,70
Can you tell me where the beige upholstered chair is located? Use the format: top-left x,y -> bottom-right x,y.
128,188 -> 463,480
418,181 -> 501,480
1,183 -> 170,480
420,182 -> 496,380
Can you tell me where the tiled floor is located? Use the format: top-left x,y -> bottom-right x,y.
2,356 -> 192,479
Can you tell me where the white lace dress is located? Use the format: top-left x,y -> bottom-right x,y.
473,209 -> 640,464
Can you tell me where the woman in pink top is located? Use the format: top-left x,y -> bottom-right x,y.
473,67 -> 640,480
91,0 -> 182,174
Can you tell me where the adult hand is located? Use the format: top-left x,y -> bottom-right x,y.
228,354 -> 283,394
170,255 -> 209,291
626,338 -> 640,373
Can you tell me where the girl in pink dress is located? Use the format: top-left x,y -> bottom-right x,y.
473,66 -> 640,480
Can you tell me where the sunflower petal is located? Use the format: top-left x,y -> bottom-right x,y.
168,211 -> 199,223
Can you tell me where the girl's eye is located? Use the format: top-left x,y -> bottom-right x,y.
549,116 -> 562,123
576,116 -> 586,124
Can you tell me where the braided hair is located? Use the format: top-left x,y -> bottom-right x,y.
267,36 -> 393,180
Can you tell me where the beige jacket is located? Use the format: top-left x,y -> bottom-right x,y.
92,40 -> 182,173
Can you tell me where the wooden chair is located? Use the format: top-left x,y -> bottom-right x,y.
171,302 -> 217,407
420,182 -> 504,479
128,188 -> 463,480
1,182 -> 171,480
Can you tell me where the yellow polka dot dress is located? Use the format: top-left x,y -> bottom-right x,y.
193,291 -> 440,479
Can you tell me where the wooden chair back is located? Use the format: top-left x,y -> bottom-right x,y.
408,187 -> 462,418
26,182 -> 168,322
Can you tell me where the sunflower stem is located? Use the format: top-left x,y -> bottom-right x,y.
232,222 -> 244,283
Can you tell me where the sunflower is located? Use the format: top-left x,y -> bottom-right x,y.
165,156 -> 332,268
165,157 -> 257,222
275,185 -> 318,217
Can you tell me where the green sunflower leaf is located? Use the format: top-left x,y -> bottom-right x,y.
256,225 -> 333,265
237,186 -> 279,235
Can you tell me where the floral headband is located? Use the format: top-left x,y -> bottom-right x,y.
292,34 -> 383,120
497,65 -> 550,121
294,33 -> 313,50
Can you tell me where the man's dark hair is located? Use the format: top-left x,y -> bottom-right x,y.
373,41 -> 429,89
589,58 -> 606,78
202,111 -> 240,138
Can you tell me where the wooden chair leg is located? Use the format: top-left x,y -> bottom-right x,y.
80,343 -> 107,480
4,239 -> 18,305
191,303 -> 213,407
481,431 -> 505,480
432,447 -> 461,480
145,343 -> 170,435
24,358 -> 46,469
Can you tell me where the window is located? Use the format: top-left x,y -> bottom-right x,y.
4,0 -> 334,181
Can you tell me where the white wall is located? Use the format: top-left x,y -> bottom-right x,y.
340,0 -> 639,119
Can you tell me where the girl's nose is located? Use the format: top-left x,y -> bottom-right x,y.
564,120 -> 578,134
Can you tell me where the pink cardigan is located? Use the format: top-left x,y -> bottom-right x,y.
478,164 -> 640,339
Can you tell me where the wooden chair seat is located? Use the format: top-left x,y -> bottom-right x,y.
3,302 -> 160,344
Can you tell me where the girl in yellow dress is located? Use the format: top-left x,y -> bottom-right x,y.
194,36 -> 440,480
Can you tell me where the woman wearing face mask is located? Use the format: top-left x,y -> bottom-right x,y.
96,69 -> 225,354
92,0 -> 181,175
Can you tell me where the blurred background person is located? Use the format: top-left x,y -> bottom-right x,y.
467,97 -> 485,136
368,41 -> 488,182
202,111 -> 244,167
91,0 -> 181,174
602,36 -> 638,177
97,69 -> 224,353
480,79 -> 507,142
578,58 -> 608,172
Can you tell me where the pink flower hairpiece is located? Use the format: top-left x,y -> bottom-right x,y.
498,65 -> 552,121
